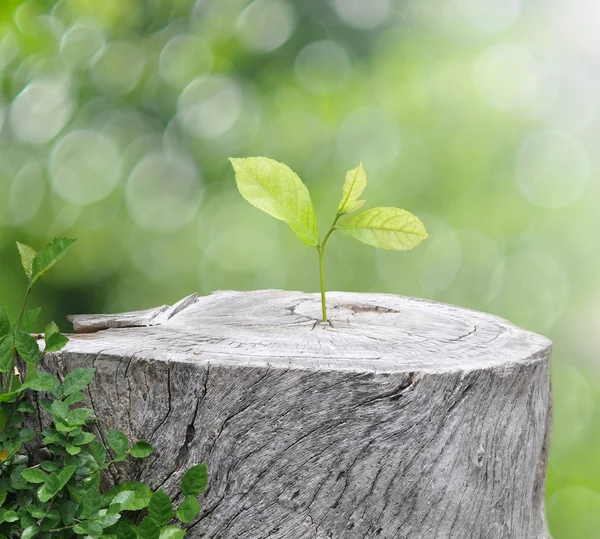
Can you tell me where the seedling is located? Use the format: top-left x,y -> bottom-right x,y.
230,157 -> 428,322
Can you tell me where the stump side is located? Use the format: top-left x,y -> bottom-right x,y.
40,291 -> 552,539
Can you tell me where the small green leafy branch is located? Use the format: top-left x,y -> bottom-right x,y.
230,157 -> 429,322
0,239 -> 208,538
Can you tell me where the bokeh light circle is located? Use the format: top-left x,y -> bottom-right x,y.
126,150 -> 203,232
473,44 -> 540,111
457,0 -> 521,34
550,363 -> 595,464
159,35 -> 213,88
331,0 -> 390,30
91,41 -> 145,95
177,75 -> 243,138
49,130 -> 121,206
338,107 -> 401,171
515,130 -> 590,208
236,0 -> 296,53
294,41 -> 350,94
9,77 -> 73,145
60,22 -> 106,67
418,229 -> 462,297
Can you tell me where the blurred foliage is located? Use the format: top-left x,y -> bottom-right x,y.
0,0 -> 599,536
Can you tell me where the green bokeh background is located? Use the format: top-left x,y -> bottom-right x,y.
1,0 -> 599,536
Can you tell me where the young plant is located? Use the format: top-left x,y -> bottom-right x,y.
230,157 -> 428,322
0,239 -> 208,538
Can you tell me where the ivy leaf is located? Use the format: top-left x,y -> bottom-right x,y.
102,482 -> 152,511
181,463 -> 208,497
0,334 -> 14,373
21,372 -> 60,394
21,468 -> 47,484
61,368 -> 95,396
58,500 -> 78,525
64,391 -> 86,406
148,489 -> 173,527
230,156 -> 320,247
16,242 -> 36,280
89,441 -> 107,466
30,237 -> 76,285
21,525 -> 39,539
138,517 -> 161,539
82,487 -> 102,519
14,330 -> 40,365
110,520 -> 138,539
130,440 -> 153,458
21,308 -> 41,332
44,322 -> 69,354
175,496 -> 201,523
0,305 -> 10,338
108,429 -> 128,460
337,207 -> 428,251
159,526 -> 186,539
337,162 -> 367,215
50,400 -> 69,420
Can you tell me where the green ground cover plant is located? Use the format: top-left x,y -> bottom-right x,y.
230,157 -> 428,321
0,239 -> 207,538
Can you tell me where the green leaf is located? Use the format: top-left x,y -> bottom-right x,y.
63,391 -> 86,406
16,242 -> 36,280
0,334 -> 13,374
230,156 -> 320,247
102,482 -> 152,511
21,525 -> 39,539
21,308 -> 41,333
50,400 -> 69,420
72,431 -> 95,445
337,162 -> 367,215
22,373 -> 60,394
0,306 -> 10,338
38,475 -> 59,502
82,487 -> 102,518
176,496 -> 201,523
148,489 -> 173,527
61,368 -> 95,396
58,499 -> 78,525
89,441 -> 107,465
108,429 -> 128,459
159,526 -> 186,539
30,238 -> 76,285
21,468 -> 47,483
65,444 -> 81,455
337,207 -> 428,251
56,465 -> 77,489
130,440 -> 153,458
181,463 -> 208,496
0,488 -> 6,506
2,509 -> 19,522
68,407 -> 94,425
14,330 -> 40,365
111,520 -> 138,539
138,517 -> 161,539
17,401 -> 35,413
44,322 -> 69,353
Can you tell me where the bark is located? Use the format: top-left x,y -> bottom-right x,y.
42,290 -> 552,539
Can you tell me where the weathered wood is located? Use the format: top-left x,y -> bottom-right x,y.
43,290 -> 552,539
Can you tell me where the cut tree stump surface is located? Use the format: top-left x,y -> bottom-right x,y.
44,290 -> 552,539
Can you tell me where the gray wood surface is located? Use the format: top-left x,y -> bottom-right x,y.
43,290 -> 552,539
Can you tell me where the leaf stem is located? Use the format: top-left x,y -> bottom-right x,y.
317,246 -> 326,322
8,284 -> 32,392
316,214 -> 342,323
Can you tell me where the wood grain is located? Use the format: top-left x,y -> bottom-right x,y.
42,290 -> 552,539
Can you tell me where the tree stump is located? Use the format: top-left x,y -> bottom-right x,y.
43,290 -> 552,539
